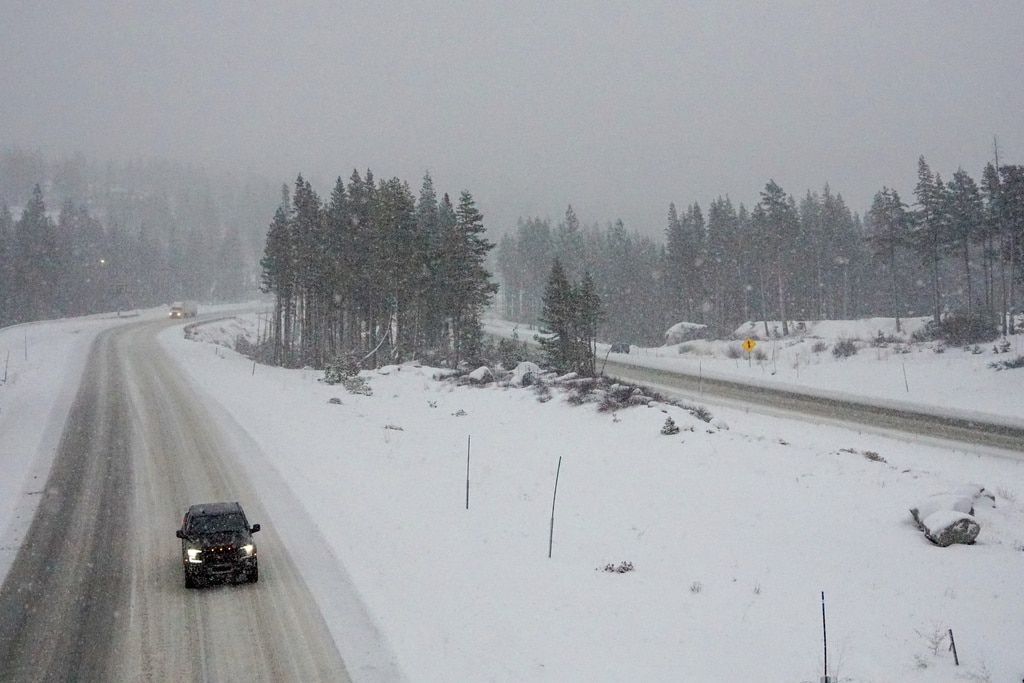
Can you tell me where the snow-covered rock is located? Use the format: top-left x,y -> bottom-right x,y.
467,366 -> 493,383
910,485 -> 992,546
921,510 -> 981,547
665,321 -> 708,344
910,493 -> 975,528
510,362 -> 541,387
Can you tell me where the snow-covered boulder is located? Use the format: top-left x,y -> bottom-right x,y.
910,485 -> 993,546
910,493 -> 975,529
921,510 -> 981,547
510,362 -> 541,387
467,366 -> 493,384
664,321 -> 708,345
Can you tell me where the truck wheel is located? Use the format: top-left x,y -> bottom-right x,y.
185,572 -> 196,589
247,564 -> 259,583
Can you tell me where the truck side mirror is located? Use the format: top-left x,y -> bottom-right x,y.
176,529 -> 185,539
250,524 -> 260,533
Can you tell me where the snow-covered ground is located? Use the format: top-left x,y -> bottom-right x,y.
489,316 -> 1024,426
3,308 -> 1024,682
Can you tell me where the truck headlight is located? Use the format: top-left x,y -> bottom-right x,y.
241,544 -> 254,556
187,548 -> 203,563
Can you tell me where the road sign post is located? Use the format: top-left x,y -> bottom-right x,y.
742,338 -> 756,367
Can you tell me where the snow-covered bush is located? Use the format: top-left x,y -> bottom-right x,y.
989,355 -> 1024,371
939,310 -> 999,346
661,417 -> 680,435
495,337 -> 531,368
322,356 -> 360,385
832,339 -> 858,358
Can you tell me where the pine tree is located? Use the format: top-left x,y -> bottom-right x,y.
946,168 -> 983,317
444,190 -> 498,365
555,205 -> 585,282
575,271 -> 603,376
374,176 -> 418,360
537,259 -> 603,376
0,202 -> 14,325
324,176 -> 353,354
538,258 -> 575,373
14,185 -> 60,321
260,190 -> 294,365
290,175 -> 328,366
757,180 -> 798,335
664,203 -> 687,324
912,157 -> 949,324
979,162 -> 1003,317
415,173 -> 445,354
999,164 -> 1024,331
866,188 -> 911,332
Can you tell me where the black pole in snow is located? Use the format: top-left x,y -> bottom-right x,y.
821,591 -> 828,680
548,456 -> 562,558
465,435 -> 471,510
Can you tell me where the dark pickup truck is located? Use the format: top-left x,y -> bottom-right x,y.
176,501 -> 260,588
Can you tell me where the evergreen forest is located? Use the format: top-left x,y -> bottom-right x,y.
258,171 -> 498,369
0,148 -> 276,325
4,146 -> 1024,373
496,156 -> 1024,347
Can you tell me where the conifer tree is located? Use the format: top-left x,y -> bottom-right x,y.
415,173 -> 445,354
0,202 -> 13,325
538,258 -> 575,373
866,188 -> 911,332
324,176 -> 353,354
260,190 -> 294,365
575,271 -> 603,376
14,185 -> 60,321
664,202 -> 687,324
946,168 -> 983,317
537,259 -> 603,375
444,190 -> 498,364
912,157 -> 949,324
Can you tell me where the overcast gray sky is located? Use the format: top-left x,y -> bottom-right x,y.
3,1 -> 1022,235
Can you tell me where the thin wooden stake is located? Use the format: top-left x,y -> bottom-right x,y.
948,628 -> 959,665
548,456 -> 562,558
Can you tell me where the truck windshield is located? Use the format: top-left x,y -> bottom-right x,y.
191,513 -> 247,534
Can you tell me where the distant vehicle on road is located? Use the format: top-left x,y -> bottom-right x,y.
168,301 -> 198,318
610,342 -> 631,354
176,501 -> 260,588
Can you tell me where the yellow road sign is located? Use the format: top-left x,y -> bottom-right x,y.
742,338 -> 756,352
